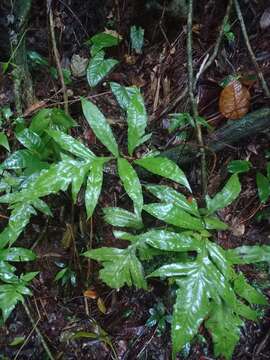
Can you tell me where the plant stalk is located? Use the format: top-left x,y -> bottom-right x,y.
187,0 -> 207,197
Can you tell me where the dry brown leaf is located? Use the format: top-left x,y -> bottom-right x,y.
84,289 -> 98,299
97,297 -> 106,314
219,80 -> 250,119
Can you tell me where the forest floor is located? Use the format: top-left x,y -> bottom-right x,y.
0,0 -> 270,359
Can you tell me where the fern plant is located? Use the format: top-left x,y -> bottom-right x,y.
0,80 -> 269,360
0,82 -> 189,322
84,174 -> 270,359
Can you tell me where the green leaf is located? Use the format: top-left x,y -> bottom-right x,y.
233,273 -> 267,305
140,229 -> 200,252
16,129 -> 44,154
71,162 -> 91,203
82,98 -> 119,157
0,261 -> 16,283
103,207 -> 143,229
149,262 -> 198,278
226,245 -> 270,264
117,157 -> 143,213
84,247 -> 146,289
87,51 -> 118,87
9,336 -> 26,346
1,149 -> 49,172
130,25 -> 144,54
110,82 -> 139,110
0,132 -> 10,151
0,284 -> 25,321
87,32 -> 121,56
168,113 -> 193,133
127,92 -> 149,155
204,216 -> 228,230
29,108 -> 76,135
4,160 -> 80,205
85,158 -> 107,219
143,203 -> 204,231
0,248 -> 36,262
227,160 -> 251,174
46,129 -> 96,160
0,203 -> 36,248
20,271 -> 39,282
205,303 -> 242,360
145,185 -> 199,216
172,277 -> 209,359
206,174 -> 241,214
31,198 -> 52,216
256,172 -> 270,203
27,50 -> 48,66
135,157 -> 191,191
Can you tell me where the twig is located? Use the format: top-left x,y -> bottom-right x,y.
234,0 -> 270,97
48,1 -> 69,114
194,0 -> 233,88
22,301 -> 55,360
187,0 -> 207,197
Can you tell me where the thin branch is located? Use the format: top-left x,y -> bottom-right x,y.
48,1 -> 69,114
234,0 -> 270,97
194,0 -> 233,88
187,0 -> 207,197
22,301 -> 55,360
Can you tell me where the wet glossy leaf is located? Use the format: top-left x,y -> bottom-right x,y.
143,203 -> 204,231
0,261 -> 16,283
233,273 -> 267,305
227,160 -> 251,174
87,32 -> 121,56
31,198 -> 52,216
16,129 -> 44,154
172,277 -> 209,359
206,303 -> 243,360
82,98 -> 119,157
110,82 -> 139,110
1,150 -> 49,172
87,51 -> 118,87
27,50 -> 48,66
85,159 -> 107,219
226,245 -> 270,264
219,80 -> 250,119
204,216 -> 228,230
29,108 -> 76,135
46,129 -> 96,160
118,157 -> 143,213
135,157 -> 191,191
149,262 -> 198,278
0,132 -> 10,152
0,248 -> 36,262
130,25 -> 144,54
103,207 -> 143,229
71,162 -> 91,203
0,284 -> 30,321
139,229 -> 200,252
84,247 -> 146,289
206,174 -> 241,214
127,92 -> 150,155
145,185 -> 199,216
256,172 -> 270,203
0,203 -> 36,248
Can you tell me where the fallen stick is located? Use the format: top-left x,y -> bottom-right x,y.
161,108 -> 270,166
